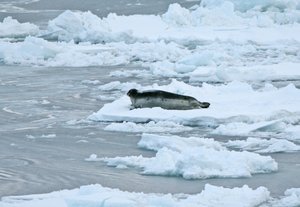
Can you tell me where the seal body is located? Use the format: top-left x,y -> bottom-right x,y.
127,89 -> 210,110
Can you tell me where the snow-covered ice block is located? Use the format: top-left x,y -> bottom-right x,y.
269,188 -> 300,207
89,80 -> 300,126
213,118 -> 300,140
101,133 -> 278,179
104,121 -> 192,133
0,17 -> 39,38
45,3 -> 300,43
0,184 -> 270,207
225,137 -> 300,153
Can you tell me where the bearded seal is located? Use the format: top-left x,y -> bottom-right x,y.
127,88 -> 210,110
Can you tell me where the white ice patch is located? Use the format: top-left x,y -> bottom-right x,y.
41,134 -> 56,138
0,36 -> 124,66
85,154 -> 101,161
104,121 -> 193,133
213,116 -> 300,141
89,80 -> 300,129
0,184 -> 270,207
225,137 -> 300,153
1,24 -> 300,83
200,0 -> 300,13
45,4 -> 300,44
101,133 -> 277,179
138,133 -> 225,152
0,17 -> 39,38
0,4 -> 300,84
189,62 -> 300,83
46,10 -> 132,43
81,79 -> 101,85
98,81 -> 142,92
269,188 -> 300,207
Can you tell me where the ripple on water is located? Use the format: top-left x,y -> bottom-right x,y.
0,157 -> 34,167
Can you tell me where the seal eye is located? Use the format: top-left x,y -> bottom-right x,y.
127,89 -> 138,97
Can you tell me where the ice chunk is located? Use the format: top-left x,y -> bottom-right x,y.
225,137 -> 300,153
0,17 -> 39,38
0,184 -> 270,207
89,80 -> 300,129
269,188 -> 300,207
105,121 -> 192,133
102,133 -> 278,179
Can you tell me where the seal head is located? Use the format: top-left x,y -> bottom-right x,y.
127,88 -> 138,97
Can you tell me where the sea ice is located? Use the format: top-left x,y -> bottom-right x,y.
0,184 -> 270,207
1,12 -> 299,82
225,137 -> 300,153
89,80 -> 300,129
268,188 -> 300,207
0,17 -> 39,38
213,117 -> 300,141
101,133 -> 278,179
104,121 -> 193,133
98,81 -> 142,92
45,3 -> 300,43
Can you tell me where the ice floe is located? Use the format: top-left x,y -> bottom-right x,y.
0,17 -> 39,38
213,116 -> 300,141
270,188 -> 300,207
0,184 -> 271,207
45,3 -> 300,43
0,36 -> 122,66
100,133 -> 277,179
45,10 -> 133,43
225,137 -> 300,153
89,80 -> 300,129
98,81 -> 142,92
104,121 -> 193,133
0,4 -> 299,83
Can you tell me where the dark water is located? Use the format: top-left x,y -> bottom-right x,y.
0,0 -> 300,199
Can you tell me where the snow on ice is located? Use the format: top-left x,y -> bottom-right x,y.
213,117 -> 300,140
89,80 -> 300,138
1,0 -> 300,205
0,184 -> 271,207
0,17 -> 38,38
225,137 -> 300,153
139,134 -> 300,154
0,3 -> 300,82
105,121 -> 193,133
2,183 -> 300,207
270,188 -> 300,207
99,133 -> 277,179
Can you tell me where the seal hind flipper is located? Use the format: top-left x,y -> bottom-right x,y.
199,102 -> 210,108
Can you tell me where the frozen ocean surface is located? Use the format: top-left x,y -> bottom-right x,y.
1,0 -> 300,206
